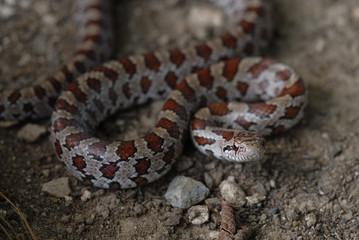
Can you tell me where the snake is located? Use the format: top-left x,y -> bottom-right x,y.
1,0 -> 306,189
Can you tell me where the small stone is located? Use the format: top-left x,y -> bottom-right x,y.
93,189 -> 105,197
269,179 -> 276,188
219,178 -> 246,208
285,208 -> 299,221
165,176 -> 209,209
205,198 -> 222,211
80,190 -> 92,202
42,177 -> 71,198
74,214 -> 84,224
0,5 -> 15,19
85,214 -> 95,225
133,204 -> 146,215
352,7 -> 359,21
164,213 -> 181,226
246,193 -> 266,206
187,205 -> 209,225
17,123 -> 47,143
41,169 -> 50,177
175,156 -> 194,172
95,193 -> 120,218
204,172 -> 214,189
268,207 -> 280,216
305,213 -> 316,227
96,204 -> 110,219
60,215 -> 70,223
342,211 -> 353,221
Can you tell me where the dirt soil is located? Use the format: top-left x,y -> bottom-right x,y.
1,0 -> 359,239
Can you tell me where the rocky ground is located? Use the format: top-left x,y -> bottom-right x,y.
1,0 -> 359,239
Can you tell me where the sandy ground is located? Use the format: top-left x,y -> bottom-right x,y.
1,0 -> 359,239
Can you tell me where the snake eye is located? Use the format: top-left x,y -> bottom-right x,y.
223,146 -> 231,153
233,142 -> 239,151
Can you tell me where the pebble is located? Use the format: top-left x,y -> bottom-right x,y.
352,7 -> 359,21
95,193 -> 120,218
204,172 -> 214,189
187,205 -> 209,225
73,214 -> 84,224
164,213 -> 181,226
0,5 -> 15,19
42,177 -> 71,198
219,177 -> 246,208
80,190 -> 92,202
246,193 -> 266,206
17,123 -> 47,142
174,156 -> 194,172
165,176 -> 209,209
60,215 -> 70,223
305,213 -> 317,227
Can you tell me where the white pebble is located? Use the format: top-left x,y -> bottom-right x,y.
81,190 -> 92,202
219,177 -> 246,207
187,205 -> 209,225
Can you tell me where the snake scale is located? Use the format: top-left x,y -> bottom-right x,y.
1,0 -> 306,189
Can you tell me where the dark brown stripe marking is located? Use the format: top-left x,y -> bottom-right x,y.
119,58 -> 136,76
65,132 -> 92,149
221,33 -> 237,48
249,59 -> 277,77
53,118 -> 78,132
223,59 -> 240,81
48,77 -> 62,93
72,155 -> 86,172
122,82 -> 131,99
144,53 -> 160,71
54,99 -> 78,113
196,44 -> 212,60
162,99 -> 188,121
194,136 -> 216,146
236,118 -> 253,130
134,158 -> 151,175
208,102 -> 230,116
8,90 -> 20,104
67,82 -> 87,102
237,82 -> 248,95
34,85 -> 46,99
116,141 -> 137,160
165,71 -> 178,89
141,77 -> 151,94
176,81 -> 197,102
92,65 -> 118,81
239,20 -> 254,34
197,68 -> 213,89
216,87 -> 227,101
248,103 -> 277,118
144,133 -> 164,153
156,118 -> 180,139
163,145 -> 175,164
283,106 -> 301,119
54,139 -> 62,157
212,130 -> 234,141
279,80 -> 306,97
192,118 -> 212,130
170,48 -> 185,67
87,78 -> 101,92
100,163 -> 119,179
131,177 -> 148,186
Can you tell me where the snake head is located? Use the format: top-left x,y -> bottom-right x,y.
221,130 -> 265,162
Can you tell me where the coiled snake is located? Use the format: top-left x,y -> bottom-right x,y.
0,0 -> 306,189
